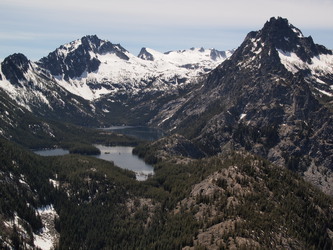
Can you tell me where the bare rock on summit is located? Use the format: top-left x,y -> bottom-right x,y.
152,17 -> 333,194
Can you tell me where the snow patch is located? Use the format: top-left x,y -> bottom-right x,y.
277,48 -> 333,96
239,113 -> 247,120
291,27 -> 304,38
49,179 -> 59,188
315,88 -> 333,97
34,205 -> 59,250
277,49 -> 306,74
55,47 -> 233,101
277,49 -> 333,76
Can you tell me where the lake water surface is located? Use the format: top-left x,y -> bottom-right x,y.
34,146 -> 154,181
94,145 -> 154,181
33,127 -> 160,181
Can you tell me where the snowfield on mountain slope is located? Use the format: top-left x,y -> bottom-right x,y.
55,47 -> 232,101
277,49 -> 333,85
34,205 -> 59,250
0,61 -> 54,111
277,49 -> 333,74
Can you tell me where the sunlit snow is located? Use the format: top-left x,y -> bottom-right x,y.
55,46 -> 232,101
277,49 -> 333,76
277,48 -> 333,96
34,205 -> 59,250
240,113 -> 247,120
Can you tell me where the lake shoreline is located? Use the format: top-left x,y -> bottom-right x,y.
33,145 -> 154,181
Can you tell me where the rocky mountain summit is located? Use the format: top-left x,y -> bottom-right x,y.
0,53 -> 102,125
151,17 -> 333,194
0,17 -> 333,194
2,16 -> 333,249
0,35 -> 232,137
38,35 -> 129,80
36,35 -> 232,101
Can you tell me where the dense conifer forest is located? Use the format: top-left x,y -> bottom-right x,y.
1,135 -> 333,249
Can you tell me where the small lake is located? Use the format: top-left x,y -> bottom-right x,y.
94,145 -> 154,181
34,146 -> 154,181
34,126 -> 161,181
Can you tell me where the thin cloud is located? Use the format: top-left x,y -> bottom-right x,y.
0,0 -> 333,60
2,0 -> 333,28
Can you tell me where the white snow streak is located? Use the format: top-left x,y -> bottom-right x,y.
277,49 -> 333,76
55,47 -> 232,100
34,205 -> 59,250
239,113 -> 247,120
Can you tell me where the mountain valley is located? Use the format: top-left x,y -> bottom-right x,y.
1,17 -> 333,249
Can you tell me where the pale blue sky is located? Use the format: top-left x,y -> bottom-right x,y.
1,0 -> 333,61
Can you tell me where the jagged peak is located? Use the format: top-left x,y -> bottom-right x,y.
1,53 -> 32,75
81,34 -> 101,44
138,47 -> 155,61
262,17 -> 304,38
231,17 -> 332,66
37,35 -> 131,79
2,53 -> 30,68
252,17 -> 306,52
56,35 -> 128,56
1,53 -> 32,85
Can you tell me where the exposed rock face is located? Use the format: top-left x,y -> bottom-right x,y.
1,53 -> 31,86
152,17 -> 333,194
176,151 -> 333,249
0,53 -> 105,126
38,35 -> 129,80
138,47 -> 155,61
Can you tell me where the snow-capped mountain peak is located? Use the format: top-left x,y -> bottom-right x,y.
38,35 -> 130,81
257,17 -> 333,97
53,35 -> 128,58
35,36 -> 233,100
256,17 -> 332,62
225,17 -> 333,98
138,47 -> 155,61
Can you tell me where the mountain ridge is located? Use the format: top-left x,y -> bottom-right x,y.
2,16 -> 333,249
37,35 -> 232,101
0,17 -> 333,195
0,35 -> 232,106
149,16 -> 333,194
0,35 -> 233,133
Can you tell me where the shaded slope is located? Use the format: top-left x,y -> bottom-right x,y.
152,17 -> 333,194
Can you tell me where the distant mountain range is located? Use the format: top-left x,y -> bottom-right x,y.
1,35 -> 232,102
2,16 -> 333,250
0,35 -> 232,129
1,17 -> 333,194
151,17 -> 333,195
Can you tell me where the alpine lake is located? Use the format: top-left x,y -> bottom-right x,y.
34,126 -> 163,181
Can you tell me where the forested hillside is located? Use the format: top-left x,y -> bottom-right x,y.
1,137 -> 333,249
1,16 -> 333,249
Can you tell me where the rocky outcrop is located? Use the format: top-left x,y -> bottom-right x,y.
38,35 -> 129,80
152,17 -> 333,194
